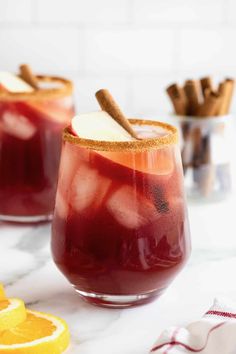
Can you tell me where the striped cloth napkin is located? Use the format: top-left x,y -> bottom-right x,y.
150,298 -> 236,353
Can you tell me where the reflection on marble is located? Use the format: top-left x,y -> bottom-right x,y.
1,195 -> 236,353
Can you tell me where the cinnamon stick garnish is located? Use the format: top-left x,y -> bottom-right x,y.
19,64 -> 39,90
166,84 -> 187,115
183,80 -> 200,115
95,89 -> 139,139
200,77 -> 213,98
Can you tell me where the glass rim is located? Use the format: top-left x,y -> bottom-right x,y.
0,75 -> 73,101
63,119 -> 178,152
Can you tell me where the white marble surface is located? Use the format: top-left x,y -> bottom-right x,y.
1,195 -> 236,354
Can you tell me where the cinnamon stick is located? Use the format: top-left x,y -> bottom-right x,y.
225,79 -> 234,113
183,80 -> 200,115
197,92 -> 221,117
193,131 -> 215,196
19,64 -> 39,90
192,127 -> 202,168
218,79 -> 234,115
166,84 -> 187,115
200,77 -> 213,98
95,89 -> 139,139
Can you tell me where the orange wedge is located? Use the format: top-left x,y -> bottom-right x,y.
0,310 -> 70,354
0,285 -> 5,301
0,299 -> 26,331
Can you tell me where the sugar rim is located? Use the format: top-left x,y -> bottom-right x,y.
0,75 -> 73,101
63,119 -> 178,152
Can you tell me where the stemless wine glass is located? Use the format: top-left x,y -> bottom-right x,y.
51,119 -> 191,308
0,76 -> 74,222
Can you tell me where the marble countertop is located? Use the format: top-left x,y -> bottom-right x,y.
1,195 -> 236,354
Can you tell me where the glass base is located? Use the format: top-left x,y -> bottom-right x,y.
74,288 -> 163,308
0,213 -> 53,224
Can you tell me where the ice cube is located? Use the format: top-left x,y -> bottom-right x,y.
2,112 -> 36,140
55,191 -> 69,219
58,144 -> 87,196
107,185 -> 158,229
134,124 -> 167,139
71,164 -> 111,213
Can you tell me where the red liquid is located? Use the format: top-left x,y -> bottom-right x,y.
52,140 -> 191,303
0,98 -> 74,219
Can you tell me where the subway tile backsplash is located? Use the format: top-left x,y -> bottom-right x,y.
0,0 -> 235,115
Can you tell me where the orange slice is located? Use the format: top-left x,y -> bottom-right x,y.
0,310 -> 70,354
0,285 -> 5,301
0,299 -> 26,331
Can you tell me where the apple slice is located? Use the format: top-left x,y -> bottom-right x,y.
0,72 -> 33,92
71,112 -> 174,176
71,111 -> 133,142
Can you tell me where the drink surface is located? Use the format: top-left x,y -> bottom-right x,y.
51,123 -> 191,298
0,96 -> 74,218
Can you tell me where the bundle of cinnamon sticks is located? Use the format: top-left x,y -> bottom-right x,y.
167,77 -> 234,117
166,77 -> 234,199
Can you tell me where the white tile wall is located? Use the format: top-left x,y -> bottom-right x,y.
74,76 -> 130,112
131,75 -> 180,117
84,29 -> 175,74
226,0 -> 236,23
0,0 -> 236,115
179,29 -> 236,73
133,0 -> 223,24
0,28 -> 81,72
36,0 -> 129,24
0,0 -> 31,23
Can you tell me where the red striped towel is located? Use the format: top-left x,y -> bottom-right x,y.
150,298 -> 236,353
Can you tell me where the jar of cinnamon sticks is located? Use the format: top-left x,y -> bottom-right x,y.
167,77 -> 234,201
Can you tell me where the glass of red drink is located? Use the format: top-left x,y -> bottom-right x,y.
51,119 -> 191,307
0,76 -> 74,222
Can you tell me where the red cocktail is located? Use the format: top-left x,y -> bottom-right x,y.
51,116 -> 191,307
0,74 -> 74,222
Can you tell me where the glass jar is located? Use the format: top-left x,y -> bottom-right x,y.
174,114 -> 232,202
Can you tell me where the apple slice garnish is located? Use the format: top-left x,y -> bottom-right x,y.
0,70 -> 73,129
71,112 -> 174,176
71,111 -> 133,142
0,72 -> 33,93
